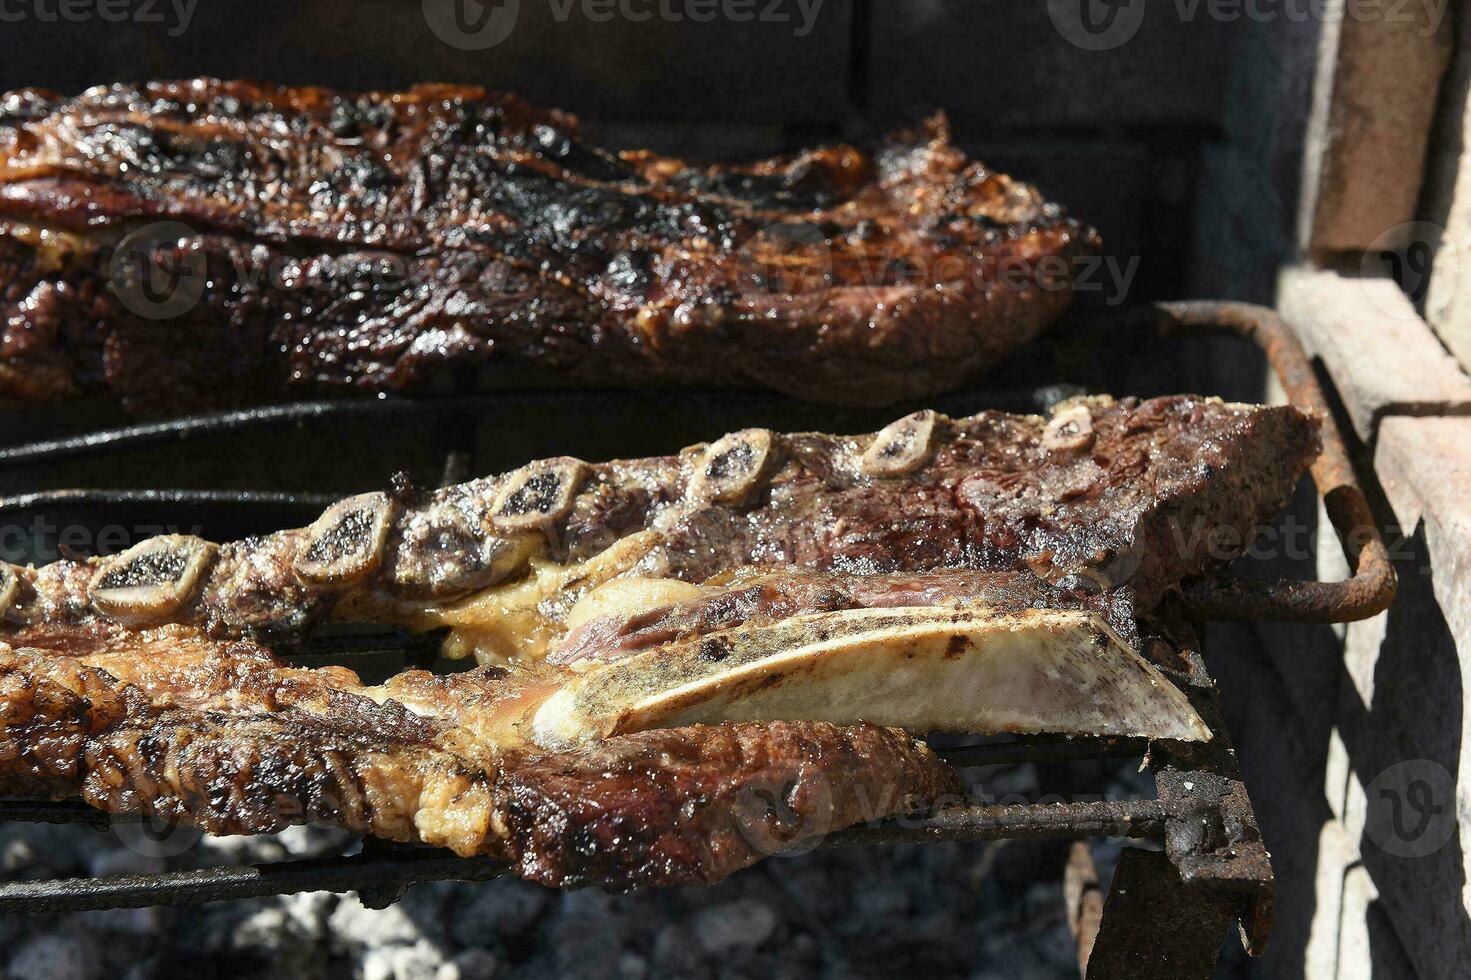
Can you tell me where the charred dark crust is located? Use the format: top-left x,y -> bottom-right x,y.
0,80 -> 1098,413
0,645 -> 499,846
496,722 -> 963,889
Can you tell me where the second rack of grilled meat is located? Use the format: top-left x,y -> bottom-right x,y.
0,622 -> 963,888
6,394 -> 1320,661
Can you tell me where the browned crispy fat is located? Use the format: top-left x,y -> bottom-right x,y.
9,396 -> 1319,651
0,79 -> 1097,413
0,626 -> 960,889
497,721 -> 961,888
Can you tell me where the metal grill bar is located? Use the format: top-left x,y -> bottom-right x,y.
0,402 -> 376,465
0,850 -> 510,914
828,800 -> 1167,847
0,488 -> 335,514
937,737 -> 1147,769
0,799 -> 114,827
0,798 -> 1170,914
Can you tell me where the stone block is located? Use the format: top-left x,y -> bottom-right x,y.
1330,507 -> 1470,980
1303,1 -> 1452,253
1303,818 -> 1357,980
1375,416 -> 1471,643
1277,266 -> 1471,444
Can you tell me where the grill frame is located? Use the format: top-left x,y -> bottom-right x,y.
0,302 -> 1393,979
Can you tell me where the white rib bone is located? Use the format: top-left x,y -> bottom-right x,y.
529,606 -> 1209,748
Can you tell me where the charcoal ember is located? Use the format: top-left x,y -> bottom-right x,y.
0,832 -> 1089,978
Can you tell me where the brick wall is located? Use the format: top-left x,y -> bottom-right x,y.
1242,268 -> 1471,980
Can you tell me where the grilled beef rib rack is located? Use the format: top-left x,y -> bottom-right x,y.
0,79 -> 1097,413
11,393 -> 1318,649
0,303 -> 1394,979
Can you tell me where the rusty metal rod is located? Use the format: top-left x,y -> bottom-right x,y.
0,799 -> 114,827
1150,301 -> 1396,623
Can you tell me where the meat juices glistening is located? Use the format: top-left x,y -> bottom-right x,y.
0,79 -> 1098,413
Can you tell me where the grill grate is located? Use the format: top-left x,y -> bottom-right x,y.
0,303 -> 1394,979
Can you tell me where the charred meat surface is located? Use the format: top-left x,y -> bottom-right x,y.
0,79 -> 1097,412
0,624 -> 961,888
7,396 -> 1320,659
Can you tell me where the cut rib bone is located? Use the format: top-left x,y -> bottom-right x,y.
531,606 -> 1209,748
